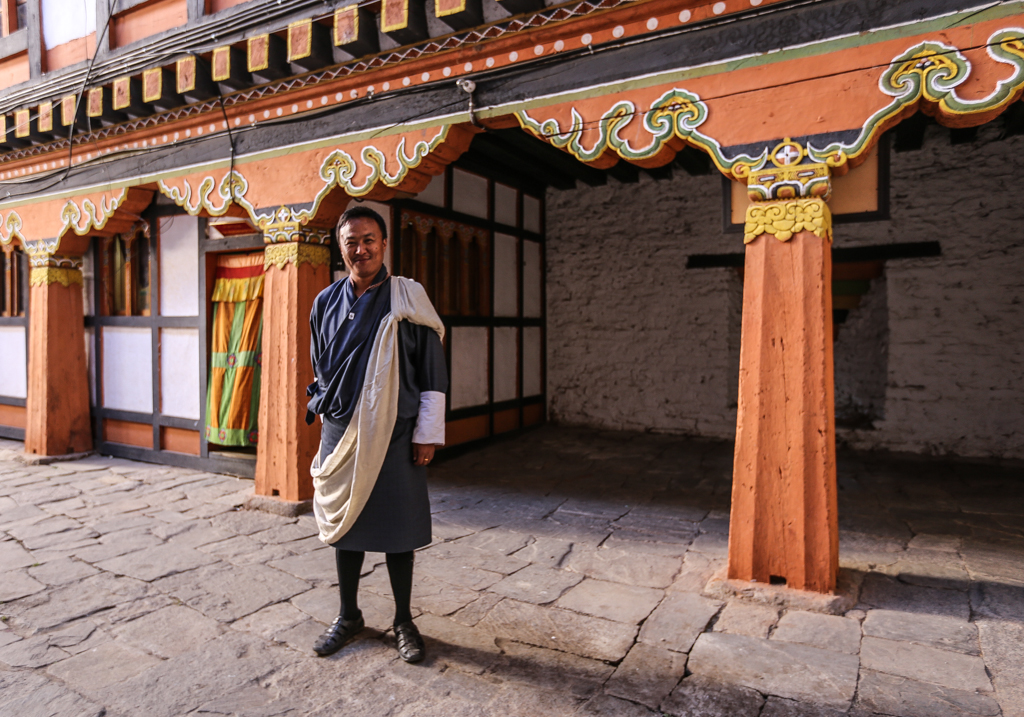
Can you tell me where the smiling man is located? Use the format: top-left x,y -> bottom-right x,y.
305,204 -> 447,663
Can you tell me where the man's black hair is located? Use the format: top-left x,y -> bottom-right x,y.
339,205 -> 388,240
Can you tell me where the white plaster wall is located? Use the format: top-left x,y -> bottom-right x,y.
0,326 -> 27,399
837,124 -> 1024,459
41,0 -> 96,49
545,170 -> 741,439
545,123 -> 1024,459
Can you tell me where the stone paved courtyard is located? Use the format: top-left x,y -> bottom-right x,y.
1,426 -> 1022,717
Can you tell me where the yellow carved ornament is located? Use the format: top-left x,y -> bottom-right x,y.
264,243 -> 331,271
744,198 -> 832,244
30,267 -> 84,287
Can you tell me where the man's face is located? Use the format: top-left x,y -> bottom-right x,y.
339,216 -> 387,280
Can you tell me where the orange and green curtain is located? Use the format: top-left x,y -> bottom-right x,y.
205,255 -> 264,446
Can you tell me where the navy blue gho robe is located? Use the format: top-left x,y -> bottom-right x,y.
307,265 -> 448,552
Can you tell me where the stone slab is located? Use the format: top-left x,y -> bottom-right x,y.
509,537 -> 573,567
0,540 -> 35,570
638,591 -> 721,652
760,696 -> 848,717
451,592 -> 504,627
0,675 -> 105,717
26,557 -> 99,586
565,546 -> 680,588
856,670 -> 1001,717
490,638 -> 614,697
243,494 -> 312,518
0,569 -> 46,602
232,602 -> 310,640
976,619 -> 1024,717
662,674 -> 765,717
46,620 -> 98,649
858,573 -> 970,620
113,604 -> 223,658
703,567 -> 856,615
688,632 -> 859,709
579,694 -> 658,717
414,612 -> 503,675
860,636 -> 992,693
453,528 -> 532,555
211,509 -> 294,536
96,543 -> 220,582
863,608 -> 979,655
713,601 -> 780,639
605,642 -> 688,709
47,640 -> 162,691
489,564 -> 583,605
477,598 -> 637,662
101,632 -> 293,717
556,578 -> 663,624
267,550 -> 335,583
771,611 -> 862,655
0,635 -> 67,667
155,562 -> 312,622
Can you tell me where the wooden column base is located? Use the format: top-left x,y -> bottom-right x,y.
727,229 -> 838,594
25,277 -> 92,457
254,243 -> 331,503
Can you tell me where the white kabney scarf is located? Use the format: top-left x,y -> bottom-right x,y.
310,276 -> 444,545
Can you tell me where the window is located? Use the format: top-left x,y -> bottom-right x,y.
0,246 -> 27,318
99,226 -> 152,316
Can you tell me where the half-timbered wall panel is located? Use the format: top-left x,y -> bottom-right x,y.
493,232 -> 517,318
160,327 -> 200,420
0,325 -> 26,398
159,215 -> 199,316
450,325 -> 489,410
102,326 -> 154,412
493,326 -> 517,403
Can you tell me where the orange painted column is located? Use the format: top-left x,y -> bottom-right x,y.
254,228 -> 332,503
25,259 -> 92,456
727,197 -> 838,593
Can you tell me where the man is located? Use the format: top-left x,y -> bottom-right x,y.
305,204 -> 447,663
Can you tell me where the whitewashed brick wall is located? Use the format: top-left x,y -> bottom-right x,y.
545,123 -> 1024,459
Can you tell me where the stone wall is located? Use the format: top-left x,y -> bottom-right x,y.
544,122 -> 1024,459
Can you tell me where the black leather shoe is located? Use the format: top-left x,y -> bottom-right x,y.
313,615 -> 364,656
394,620 -> 425,663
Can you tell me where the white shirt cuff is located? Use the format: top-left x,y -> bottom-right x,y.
412,391 -> 446,445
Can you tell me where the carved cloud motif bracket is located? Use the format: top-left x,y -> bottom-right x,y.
514,26 -> 1024,181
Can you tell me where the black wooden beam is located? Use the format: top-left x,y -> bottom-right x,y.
606,160 -> 640,184
470,134 -> 577,190
494,0 -> 545,14
211,46 -> 252,92
490,129 -> 607,187
1003,101 -> 1024,137
288,20 -> 333,74
949,126 -> 978,145
894,113 -> 929,152
454,154 -> 545,196
380,0 -> 429,46
333,5 -> 379,61
674,146 -> 713,176
435,0 -> 484,31
644,165 -> 673,181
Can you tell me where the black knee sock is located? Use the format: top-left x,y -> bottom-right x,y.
386,551 -> 415,626
335,549 -> 365,621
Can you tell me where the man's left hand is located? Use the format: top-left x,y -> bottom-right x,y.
413,443 -> 435,466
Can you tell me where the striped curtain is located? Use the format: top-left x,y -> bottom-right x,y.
205,252 -> 264,447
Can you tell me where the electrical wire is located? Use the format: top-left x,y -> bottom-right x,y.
0,0 -> 1018,195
